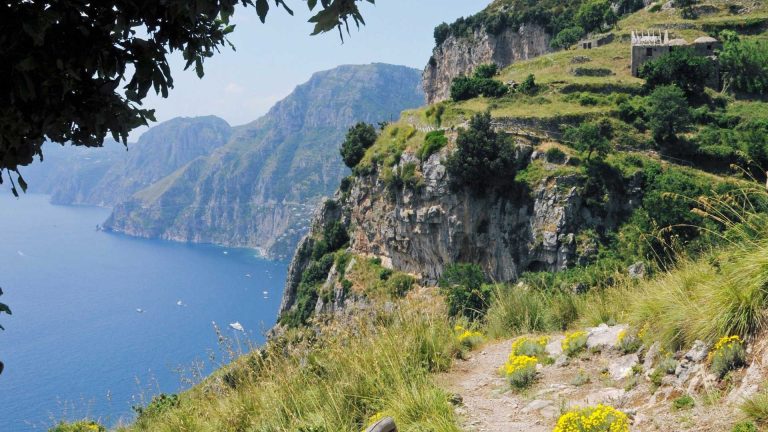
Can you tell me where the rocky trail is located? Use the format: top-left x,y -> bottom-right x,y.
439,324 -> 764,431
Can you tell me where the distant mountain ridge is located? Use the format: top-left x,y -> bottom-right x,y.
102,63 -> 425,259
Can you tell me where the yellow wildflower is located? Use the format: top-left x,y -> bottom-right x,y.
713,335 -> 741,352
553,404 -> 629,432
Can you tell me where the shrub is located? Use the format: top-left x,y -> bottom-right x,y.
645,85 -> 692,145
418,130 -> 448,161
474,63 -> 499,79
551,26 -> 585,50
434,22 -> 451,45
741,389 -> 768,425
576,0 -> 617,33
554,404 -> 630,432
710,335 -> 747,378
450,76 -> 509,101
485,285 -> 552,337
455,324 -> 484,350
439,263 -> 491,320
638,48 -> 715,97
719,33 -> 768,95
732,422 -> 758,432
510,336 -> 549,360
501,354 -> 538,389
617,329 -> 641,354
518,74 -> 538,95
562,331 -> 588,357
673,394 -> 695,410
340,122 -> 378,168
133,393 -> 180,419
386,274 -> 415,297
564,120 -> 612,162
545,147 -> 567,163
49,421 -> 105,432
445,111 -> 517,192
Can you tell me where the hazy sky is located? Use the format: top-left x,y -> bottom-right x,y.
134,0 -> 485,138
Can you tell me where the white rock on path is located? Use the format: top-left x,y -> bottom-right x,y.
586,323 -> 628,350
608,353 -> 640,380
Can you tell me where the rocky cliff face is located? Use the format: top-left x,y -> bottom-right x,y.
105,64 -> 425,259
423,24 -> 552,104
279,139 -> 640,319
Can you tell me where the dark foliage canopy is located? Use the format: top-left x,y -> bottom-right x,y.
445,111 -> 517,192
340,122 -> 377,168
638,48 -> 715,98
0,0 -> 373,193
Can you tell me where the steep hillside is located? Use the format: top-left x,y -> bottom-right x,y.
22,116 -> 233,206
104,64 -> 425,259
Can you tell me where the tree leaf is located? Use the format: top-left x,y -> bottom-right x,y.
256,0 -> 269,23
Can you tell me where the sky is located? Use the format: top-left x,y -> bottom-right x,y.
133,0 -> 486,138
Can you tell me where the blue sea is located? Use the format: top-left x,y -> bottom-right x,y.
0,194 -> 288,431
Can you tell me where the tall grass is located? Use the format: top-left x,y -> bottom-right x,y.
487,186 -> 768,351
119,302 -> 462,432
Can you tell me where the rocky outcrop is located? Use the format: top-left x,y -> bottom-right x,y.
279,134 -> 641,318
423,24 -> 552,104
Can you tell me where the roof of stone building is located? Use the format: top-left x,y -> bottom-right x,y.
694,36 -> 719,44
668,38 -> 689,46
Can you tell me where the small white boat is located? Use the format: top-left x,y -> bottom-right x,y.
176,300 -> 186,307
136,308 -> 144,313
245,273 -> 252,278
263,291 -> 269,295
223,251 -> 229,255
229,322 -> 245,332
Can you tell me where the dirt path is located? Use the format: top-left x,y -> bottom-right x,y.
440,339 -> 552,432
439,329 -> 741,432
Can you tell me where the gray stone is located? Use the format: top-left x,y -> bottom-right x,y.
546,336 -> 564,358
643,341 -> 661,372
628,262 -> 646,279
555,355 -> 570,368
609,354 -> 640,380
586,324 -> 628,350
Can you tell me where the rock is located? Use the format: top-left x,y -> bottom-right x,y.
555,355 -> 570,368
643,341 -> 661,372
524,399 -> 554,413
675,341 -> 709,382
423,24 -> 552,104
628,262 -> 646,279
448,393 -> 464,406
609,354 -> 640,380
683,340 -> 710,363
546,336 -> 564,358
586,324 -> 628,350
585,388 -> 626,406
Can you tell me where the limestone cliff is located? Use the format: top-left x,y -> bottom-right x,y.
279,135 -> 640,319
423,24 -> 552,104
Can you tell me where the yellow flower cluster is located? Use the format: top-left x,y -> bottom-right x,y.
713,335 -> 742,352
454,324 -> 484,350
616,330 -> 627,344
553,404 -> 630,432
562,331 -> 588,356
637,322 -> 650,341
510,335 -> 549,357
502,354 -> 538,376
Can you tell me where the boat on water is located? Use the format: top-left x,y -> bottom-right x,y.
229,322 -> 244,332
136,308 -> 144,313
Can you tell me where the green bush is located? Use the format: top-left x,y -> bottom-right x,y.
551,26 -> 585,50
439,263 -> 491,320
638,48 -> 715,98
133,393 -> 180,419
387,274 -> 416,297
564,120 -> 612,162
672,394 -> 695,410
340,122 -> 378,168
645,85 -> 692,145
418,130 -> 448,161
450,76 -> 509,101
445,111 -> 517,192
545,147 -> 567,163
576,0 -> 617,33
719,32 -> 768,95
49,421 -> 105,432
732,422 -> 758,432
741,389 -> 768,425
711,336 -> 747,379
518,74 -> 538,95
474,63 -> 499,79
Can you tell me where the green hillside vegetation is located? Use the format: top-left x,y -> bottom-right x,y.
59,2 -> 768,431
